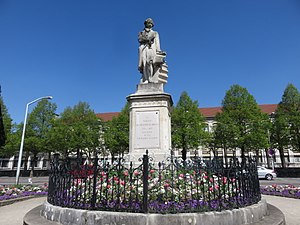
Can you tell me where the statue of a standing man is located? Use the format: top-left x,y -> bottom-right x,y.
138,18 -> 166,84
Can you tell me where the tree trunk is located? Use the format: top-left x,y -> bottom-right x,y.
255,149 -> 259,165
111,153 -> 115,164
223,146 -> 228,168
264,148 -> 270,168
23,150 -> 29,172
182,148 -> 187,161
47,152 -> 51,169
31,153 -> 37,177
278,146 -> 286,168
241,146 -> 246,166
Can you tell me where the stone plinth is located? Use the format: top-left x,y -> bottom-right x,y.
38,199 -> 272,225
126,83 -> 173,164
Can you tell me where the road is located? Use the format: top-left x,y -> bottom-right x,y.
260,177 -> 300,186
0,176 -> 49,186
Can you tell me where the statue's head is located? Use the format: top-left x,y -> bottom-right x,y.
144,18 -> 154,29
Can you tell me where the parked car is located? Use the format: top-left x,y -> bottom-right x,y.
257,166 -> 276,180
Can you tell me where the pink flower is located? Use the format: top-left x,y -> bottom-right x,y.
150,169 -> 155,174
123,171 -> 129,176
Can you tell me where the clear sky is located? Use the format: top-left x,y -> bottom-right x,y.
1,0 -> 300,124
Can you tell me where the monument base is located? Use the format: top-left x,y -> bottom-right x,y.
126,83 -> 173,165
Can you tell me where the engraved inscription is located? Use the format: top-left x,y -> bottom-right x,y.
135,111 -> 160,149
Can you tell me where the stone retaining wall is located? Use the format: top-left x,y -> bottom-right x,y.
41,200 -> 268,225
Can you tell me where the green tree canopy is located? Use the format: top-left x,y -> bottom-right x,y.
171,91 -> 206,160
280,84 -> 300,152
103,103 -> 129,160
24,99 -> 57,171
47,101 -> 101,158
217,85 -> 270,160
271,84 -> 300,167
0,95 -> 13,156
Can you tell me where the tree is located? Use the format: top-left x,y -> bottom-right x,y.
271,84 -> 300,167
270,109 -> 290,168
103,103 -> 129,161
47,102 -> 101,158
171,91 -> 206,160
219,85 -> 270,162
280,84 -> 300,152
1,124 -> 20,157
0,102 -> 6,148
25,99 -> 57,173
0,94 -> 13,156
212,112 -> 239,165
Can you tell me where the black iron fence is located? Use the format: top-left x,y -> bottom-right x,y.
48,151 -> 261,214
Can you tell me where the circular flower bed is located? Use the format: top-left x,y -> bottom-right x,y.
48,154 -> 261,214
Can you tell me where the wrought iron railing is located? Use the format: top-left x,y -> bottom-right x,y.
47,151 -> 261,213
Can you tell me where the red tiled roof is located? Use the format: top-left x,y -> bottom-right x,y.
258,104 -> 278,114
96,112 -> 119,121
96,104 -> 278,121
199,107 -> 222,118
199,104 -> 278,118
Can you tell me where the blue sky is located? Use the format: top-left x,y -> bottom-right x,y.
1,0 -> 300,123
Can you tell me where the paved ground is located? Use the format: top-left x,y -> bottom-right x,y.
262,195 -> 300,225
0,196 -> 46,225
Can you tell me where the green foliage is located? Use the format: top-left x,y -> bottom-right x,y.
216,85 -> 270,158
0,103 -> 5,148
271,84 -> 300,167
279,84 -> 300,152
1,124 -> 20,157
0,96 -> 13,156
25,99 -> 57,155
103,103 -> 129,158
212,112 -> 239,151
47,102 -> 101,157
171,91 -> 206,160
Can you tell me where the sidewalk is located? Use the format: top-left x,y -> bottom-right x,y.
0,196 -> 46,225
262,195 -> 300,225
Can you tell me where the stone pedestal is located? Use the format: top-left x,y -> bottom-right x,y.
126,83 -> 173,164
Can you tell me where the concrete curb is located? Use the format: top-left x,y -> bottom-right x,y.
24,200 -> 285,225
0,195 -> 46,207
24,205 -> 60,225
250,204 -> 285,225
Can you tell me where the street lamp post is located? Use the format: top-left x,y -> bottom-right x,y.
15,96 -> 53,185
